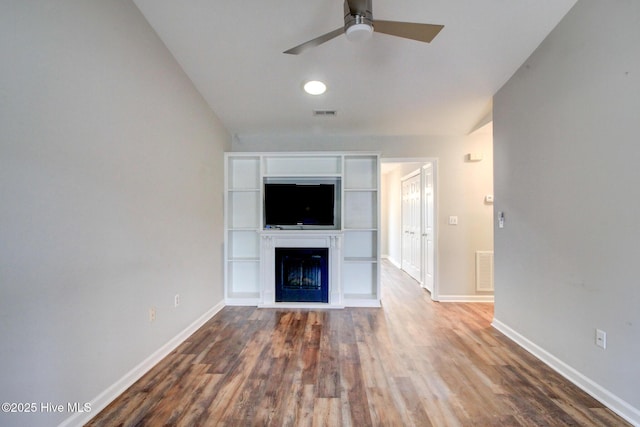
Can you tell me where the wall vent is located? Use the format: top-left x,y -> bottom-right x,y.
313,110 -> 337,117
475,251 -> 494,292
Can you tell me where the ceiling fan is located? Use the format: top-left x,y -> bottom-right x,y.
284,0 -> 444,55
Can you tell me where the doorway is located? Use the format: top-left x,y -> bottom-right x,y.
382,159 -> 438,300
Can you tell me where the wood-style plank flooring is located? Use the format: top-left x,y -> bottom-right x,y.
87,261 -> 629,426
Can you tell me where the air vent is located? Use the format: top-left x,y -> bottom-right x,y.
475,251 -> 494,291
313,110 -> 337,117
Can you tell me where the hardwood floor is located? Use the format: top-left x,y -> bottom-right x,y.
87,261 -> 629,426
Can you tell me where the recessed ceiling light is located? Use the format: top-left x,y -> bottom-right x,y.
303,80 -> 327,95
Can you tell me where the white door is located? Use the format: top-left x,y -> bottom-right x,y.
422,164 -> 435,293
401,172 -> 421,282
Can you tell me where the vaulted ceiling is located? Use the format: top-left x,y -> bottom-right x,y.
133,0 -> 577,138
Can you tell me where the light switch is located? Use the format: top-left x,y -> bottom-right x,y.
448,216 -> 458,225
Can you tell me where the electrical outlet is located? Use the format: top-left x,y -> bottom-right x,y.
596,329 -> 606,349
149,307 -> 156,322
174,294 -> 180,308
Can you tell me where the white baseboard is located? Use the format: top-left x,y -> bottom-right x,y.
492,318 -> 640,427
59,301 -> 225,427
225,298 -> 260,306
344,299 -> 382,308
382,256 -> 401,269
437,294 -> 494,303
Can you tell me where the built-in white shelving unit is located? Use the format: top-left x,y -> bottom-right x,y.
224,152 -> 380,307
225,155 -> 261,303
342,155 -> 380,304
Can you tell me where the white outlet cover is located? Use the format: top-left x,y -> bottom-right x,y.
596,329 -> 607,349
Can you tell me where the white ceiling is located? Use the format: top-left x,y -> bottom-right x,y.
133,0 -> 577,138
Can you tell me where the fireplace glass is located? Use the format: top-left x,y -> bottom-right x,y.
275,248 -> 329,303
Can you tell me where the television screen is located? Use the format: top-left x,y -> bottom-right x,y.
264,183 -> 335,227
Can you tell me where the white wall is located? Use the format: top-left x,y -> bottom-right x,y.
234,131 -> 493,298
0,1 -> 230,426
493,0 -> 640,422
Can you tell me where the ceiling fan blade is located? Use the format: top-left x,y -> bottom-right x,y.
374,20 -> 443,43
283,27 -> 344,55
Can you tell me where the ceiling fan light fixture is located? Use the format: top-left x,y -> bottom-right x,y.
303,80 -> 327,95
345,22 -> 373,42
283,0 -> 443,55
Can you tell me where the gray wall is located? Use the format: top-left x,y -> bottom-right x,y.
0,1 -> 230,426
235,132 -> 494,298
494,0 -> 640,416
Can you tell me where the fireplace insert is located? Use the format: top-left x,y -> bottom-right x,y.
275,248 -> 329,303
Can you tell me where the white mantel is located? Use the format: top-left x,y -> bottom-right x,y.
259,231 -> 343,308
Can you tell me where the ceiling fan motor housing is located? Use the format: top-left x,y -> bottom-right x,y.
344,0 -> 374,42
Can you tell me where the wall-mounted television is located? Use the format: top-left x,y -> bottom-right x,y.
264,182 -> 337,229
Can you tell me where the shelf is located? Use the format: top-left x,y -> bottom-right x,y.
342,263 -> 378,296
261,229 -> 342,234
344,228 -> 377,231
342,294 -> 381,307
344,155 -> 377,189
343,227 -> 378,231
228,230 -> 259,259
227,156 -> 260,190
227,291 -> 260,298
228,191 -> 260,229
343,230 -> 377,259
264,156 -> 342,176
344,257 -> 378,263
344,293 -> 378,300
226,291 -> 261,305
263,173 -> 341,178
343,191 -> 377,229
227,261 -> 260,294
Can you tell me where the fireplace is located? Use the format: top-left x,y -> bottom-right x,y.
275,248 -> 329,303
260,231 -> 342,307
